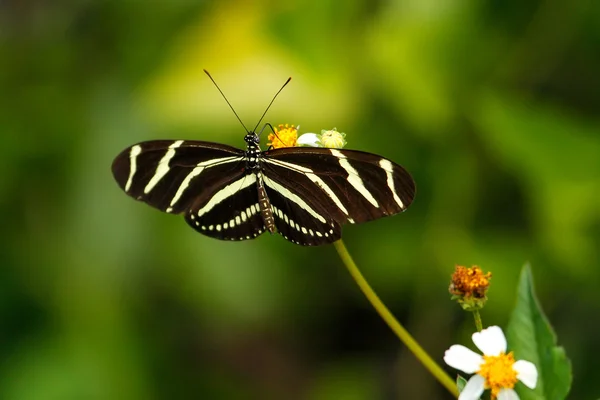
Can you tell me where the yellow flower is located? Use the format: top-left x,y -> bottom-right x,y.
267,124 -> 298,149
449,265 -> 492,311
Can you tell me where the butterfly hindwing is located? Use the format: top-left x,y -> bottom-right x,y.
260,172 -> 341,246
185,173 -> 266,241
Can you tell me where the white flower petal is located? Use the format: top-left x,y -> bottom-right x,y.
296,133 -> 320,147
472,326 -> 507,356
459,374 -> 486,400
497,388 -> 519,400
513,360 -> 538,389
444,345 -> 484,373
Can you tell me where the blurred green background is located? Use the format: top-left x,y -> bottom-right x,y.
1,0 -> 599,398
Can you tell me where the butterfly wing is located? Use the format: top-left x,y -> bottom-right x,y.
261,147 -> 415,245
112,140 -> 246,213
185,173 -> 267,241
112,140 -> 266,241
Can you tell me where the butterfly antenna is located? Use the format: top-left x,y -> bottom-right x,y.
253,76 -> 292,134
204,70 -> 250,133
259,123 -> 285,149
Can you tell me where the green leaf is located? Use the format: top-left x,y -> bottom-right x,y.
456,375 -> 468,392
506,264 -> 572,400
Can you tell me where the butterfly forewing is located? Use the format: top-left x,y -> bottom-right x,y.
112,140 -> 245,214
262,147 -> 415,225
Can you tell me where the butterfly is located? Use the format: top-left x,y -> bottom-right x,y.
111,72 -> 415,246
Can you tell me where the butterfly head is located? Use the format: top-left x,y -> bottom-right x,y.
244,132 -> 260,146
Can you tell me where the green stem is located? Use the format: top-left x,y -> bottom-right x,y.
333,240 -> 459,398
472,310 -> 483,332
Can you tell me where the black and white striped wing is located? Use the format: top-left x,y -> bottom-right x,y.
112,140 -> 245,213
261,171 -> 342,246
261,147 -> 415,245
112,140 -> 265,241
185,173 -> 267,241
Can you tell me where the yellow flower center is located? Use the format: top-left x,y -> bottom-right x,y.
449,265 -> 491,298
267,124 -> 298,149
478,352 -> 518,398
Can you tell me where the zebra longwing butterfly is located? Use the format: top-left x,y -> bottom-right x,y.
111,74 -> 415,246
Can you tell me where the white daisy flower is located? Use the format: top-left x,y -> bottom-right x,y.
444,326 -> 538,400
296,132 -> 320,147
